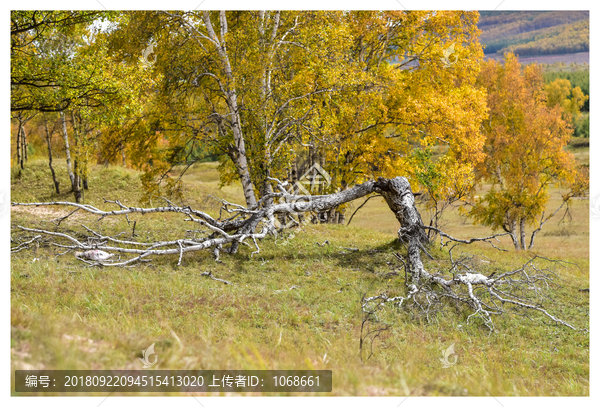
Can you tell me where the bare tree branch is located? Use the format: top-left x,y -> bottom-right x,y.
12,176 -> 580,331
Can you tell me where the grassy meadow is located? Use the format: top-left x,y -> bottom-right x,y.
10,141 -> 589,396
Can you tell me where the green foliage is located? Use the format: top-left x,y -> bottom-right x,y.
411,149 -> 439,193
574,113 -> 589,138
544,78 -> 588,141
11,11 -> 116,113
543,68 -> 589,111
11,10 -> 159,197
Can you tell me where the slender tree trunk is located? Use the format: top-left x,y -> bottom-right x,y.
292,161 -> 304,224
202,11 -> 257,208
519,217 -> 527,250
70,111 -> 82,203
337,179 -> 348,225
60,111 -> 76,191
308,146 -> 320,223
16,120 -> 22,169
229,111 -> 256,207
309,145 -> 316,193
22,126 -> 28,164
338,209 -> 345,225
44,119 -> 60,194
20,127 -> 25,167
73,158 -> 82,203
507,218 -> 519,250
291,162 -> 298,184
528,233 -> 538,250
318,154 -> 328,223
319,154 -> 326,195
82,122 -> 89,190
227,95 -> 257,203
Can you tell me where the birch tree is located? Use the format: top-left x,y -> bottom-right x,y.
469,53 -> 588,249
112,11 -> 487,211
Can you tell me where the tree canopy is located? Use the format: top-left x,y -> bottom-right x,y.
101,10 -> 487,207
11,11 -> 586,244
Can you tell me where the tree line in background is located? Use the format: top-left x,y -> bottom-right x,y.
478,10 -> 587,34
478,11 -> 588,56
11,10 -> 589,250
483,20 -> 589,57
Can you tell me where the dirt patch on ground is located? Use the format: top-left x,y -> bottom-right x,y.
62,334 -> 107,354
11,342 -> 45,370
11,205 -> 119,225
12,205 -> 73,218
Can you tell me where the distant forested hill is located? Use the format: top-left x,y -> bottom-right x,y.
478,11 -> 589,56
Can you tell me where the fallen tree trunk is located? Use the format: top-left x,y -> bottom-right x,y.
10,177 -> 428,269
11,176 -> 581,331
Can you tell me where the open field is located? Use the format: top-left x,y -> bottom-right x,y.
10,145 -> 589,396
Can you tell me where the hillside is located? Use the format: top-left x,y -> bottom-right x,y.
478,11 -> 589,56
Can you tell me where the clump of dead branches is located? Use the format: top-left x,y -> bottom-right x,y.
361,247 -> 578,333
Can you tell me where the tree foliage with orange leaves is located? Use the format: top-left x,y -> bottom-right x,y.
469,53 -> 588,250
312,11 -> 487,223
12,10 -> 489,225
